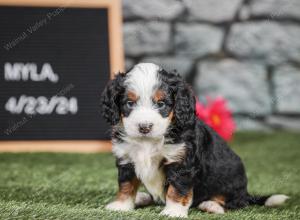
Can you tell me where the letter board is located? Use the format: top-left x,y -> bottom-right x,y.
0,0 -> 124,152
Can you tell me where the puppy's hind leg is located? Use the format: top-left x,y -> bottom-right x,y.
198,200 -> 225,214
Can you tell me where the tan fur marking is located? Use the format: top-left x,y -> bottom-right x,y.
212,195 -> 226,206
168,111 -> 174,121
167,185 -> 193,206
153,89 -> 166,102
117,178 -> 140,201
127,91 -> 138,102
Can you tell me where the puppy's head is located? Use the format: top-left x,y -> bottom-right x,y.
101,63 -> 195,139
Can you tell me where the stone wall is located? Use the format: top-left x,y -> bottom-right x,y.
122,0 -> 300,131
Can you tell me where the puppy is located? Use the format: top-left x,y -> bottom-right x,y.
101,63 -> 288,218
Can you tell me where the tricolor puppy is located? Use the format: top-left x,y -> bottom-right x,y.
101,63 -> 288,218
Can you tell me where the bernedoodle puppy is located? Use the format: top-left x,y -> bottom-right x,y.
101,63 -> 288,218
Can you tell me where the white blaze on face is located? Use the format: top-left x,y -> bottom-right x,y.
125,63 -> 160,107
123,63 -> 170,138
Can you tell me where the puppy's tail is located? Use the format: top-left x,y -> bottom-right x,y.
247,194 -> 289,207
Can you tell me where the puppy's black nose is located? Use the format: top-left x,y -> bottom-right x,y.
138,123 -> 153,134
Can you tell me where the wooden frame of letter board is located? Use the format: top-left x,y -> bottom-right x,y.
0,0 -> 124,152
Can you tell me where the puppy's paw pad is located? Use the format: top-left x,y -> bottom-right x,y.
105,200 -> 134,212
160,208 -> 188,218
198,201 -> 225,214
135,192 -> 153,206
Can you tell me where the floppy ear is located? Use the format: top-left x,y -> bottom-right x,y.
101,73 -> 125,126
174,79 -> 196,129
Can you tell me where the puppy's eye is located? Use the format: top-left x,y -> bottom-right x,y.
156,101 -> 166,109
126,100 -> 136,109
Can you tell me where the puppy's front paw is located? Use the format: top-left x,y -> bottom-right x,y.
105,200 -> 134,212
160,207 -> 188,218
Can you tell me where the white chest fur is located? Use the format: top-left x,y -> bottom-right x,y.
112,138 -> 185,202
133,143 -> 165,201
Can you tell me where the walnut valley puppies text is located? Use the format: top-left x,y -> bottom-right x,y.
3,63 -> 78,115
3,7 -> 66,51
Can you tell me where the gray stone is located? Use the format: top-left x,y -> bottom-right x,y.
175,24 -> 224,58
266,116 -> 300,130
238,5 -> 251,21
195,59 -> 271,115
125,58 -> 135,71
234,116 -> 272,131
184,0 -> 243,22
123,0 -> 184,20
226,22 -> 300,65
124,22 -> 171,56
273,64 -> 300,113
250,0 -> 300,20
141,56 -> 193,78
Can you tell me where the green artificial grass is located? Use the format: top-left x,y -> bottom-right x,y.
0,132 -> 299,219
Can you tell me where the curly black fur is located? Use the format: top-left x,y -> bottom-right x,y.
101,72 -> 126,125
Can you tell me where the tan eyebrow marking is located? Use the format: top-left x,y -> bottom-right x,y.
127,91 -> 139,102
153,89 -> 166,102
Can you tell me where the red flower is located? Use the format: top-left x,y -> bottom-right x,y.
195,97 -> 235,141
